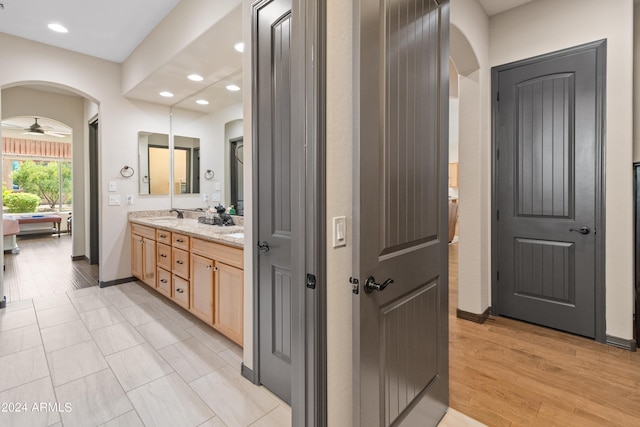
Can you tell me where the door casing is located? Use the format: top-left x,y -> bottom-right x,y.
491,40 -> 606,343
249,0 -> 326,425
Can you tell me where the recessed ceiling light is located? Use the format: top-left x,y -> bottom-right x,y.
226,84 -> 241,92
234,42 -> 244,53
159,91 -> 174,98
196,99 -> 209,105
48,23 -> 68,33
188,74 -> 204,82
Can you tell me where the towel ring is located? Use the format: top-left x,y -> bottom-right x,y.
204,170 -> 215,180
120,166 -> 135,178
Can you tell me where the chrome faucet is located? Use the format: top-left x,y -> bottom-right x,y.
169,209 -> 184,219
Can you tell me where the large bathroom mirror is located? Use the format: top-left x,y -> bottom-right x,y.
136,3 -> 244,211
138,131 -> 169,195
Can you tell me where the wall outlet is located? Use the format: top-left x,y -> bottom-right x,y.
212,192 -> 221,202
109,195 -> 121,206
127,194 -> 134,205
215,182 -> 221,191
203,193 -> 209,202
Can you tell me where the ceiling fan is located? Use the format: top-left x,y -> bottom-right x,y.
23,118 -> 67,138
0,118 -> 68,139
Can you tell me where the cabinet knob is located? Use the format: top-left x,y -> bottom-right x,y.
160,254 -> 167,258
176,260 -> 184,265
176,239 -> 184,243
176,288 -> 184,293
160,279 -> 168,283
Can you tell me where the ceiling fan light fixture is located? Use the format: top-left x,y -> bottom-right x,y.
188,74 -> 204,82
48,23 -> 68,33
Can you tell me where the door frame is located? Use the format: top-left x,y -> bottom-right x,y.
490,40 -> 607,343
249,0 -> 327,425
89,117 -> 100,265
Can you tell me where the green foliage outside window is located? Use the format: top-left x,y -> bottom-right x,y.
11,160 -> 72,209
3,192 -> 41,213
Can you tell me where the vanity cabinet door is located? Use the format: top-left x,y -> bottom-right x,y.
190,253 -> 215,324
214,262 -> 243,346
141,237 -> 156,287
131,234 -> 144,279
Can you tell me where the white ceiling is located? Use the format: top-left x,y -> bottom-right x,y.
0,0 -> 532,119
0,0 -> 181,63
477,0 -> 535,16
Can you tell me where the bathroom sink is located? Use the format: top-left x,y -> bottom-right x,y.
147,217 -> 180,223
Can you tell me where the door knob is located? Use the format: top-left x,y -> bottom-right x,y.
364,276 -> 394,294
257,241 -> 270,253
569,227 -> 590,235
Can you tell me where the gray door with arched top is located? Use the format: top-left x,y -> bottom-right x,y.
493,41 -> 606,340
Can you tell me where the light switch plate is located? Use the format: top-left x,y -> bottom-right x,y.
215,182 -> 221,191
108,181 -> 117,192
212,192 -> 221,202
127,194 -> 134,205
109,195 -> 121,206
333,216 -> 347,248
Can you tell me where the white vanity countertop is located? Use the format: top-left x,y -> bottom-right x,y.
129,211 -> 244,249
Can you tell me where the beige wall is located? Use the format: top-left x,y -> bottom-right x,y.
490,0 -> 634,340
326,0 -> 354,424
450,0 -> 492,317
0,33 -> 173,284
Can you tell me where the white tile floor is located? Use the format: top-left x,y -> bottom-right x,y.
0,279 -> 484,427
0,281 -> 290,427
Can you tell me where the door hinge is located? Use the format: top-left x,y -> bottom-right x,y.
497,210 -> 500,221
306,274 -> 316,290
496,91 -> 500,101
496,148 -> 500,159
349,277 -> 359,295
497,270 -> 500,281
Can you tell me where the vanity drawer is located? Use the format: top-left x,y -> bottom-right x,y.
131,223 -> 155,240
157,268 -> 172,297
191,237 -> 243,269
156,229 -> 172,245
157,243 -> 171,270
172,233 -> 190,250
172,247 -> 190,279
172,275 -> 190,309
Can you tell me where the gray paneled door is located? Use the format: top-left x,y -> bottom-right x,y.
354,0 -> 449,425
493,41 -> 605,339
256,0 -> 293,405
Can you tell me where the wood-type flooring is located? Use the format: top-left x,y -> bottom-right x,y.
3,234 -> 98,302
449,243 -> 640,426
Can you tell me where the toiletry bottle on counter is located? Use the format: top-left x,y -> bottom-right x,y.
229,205 -> 236,215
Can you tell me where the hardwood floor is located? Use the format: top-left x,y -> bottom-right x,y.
449,243 -> 640,426
4,234 -> 98,302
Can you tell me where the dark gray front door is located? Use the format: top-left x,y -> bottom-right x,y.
354,0 -> 449,425
256,0 -> 293,405
493,41 -> 605,339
